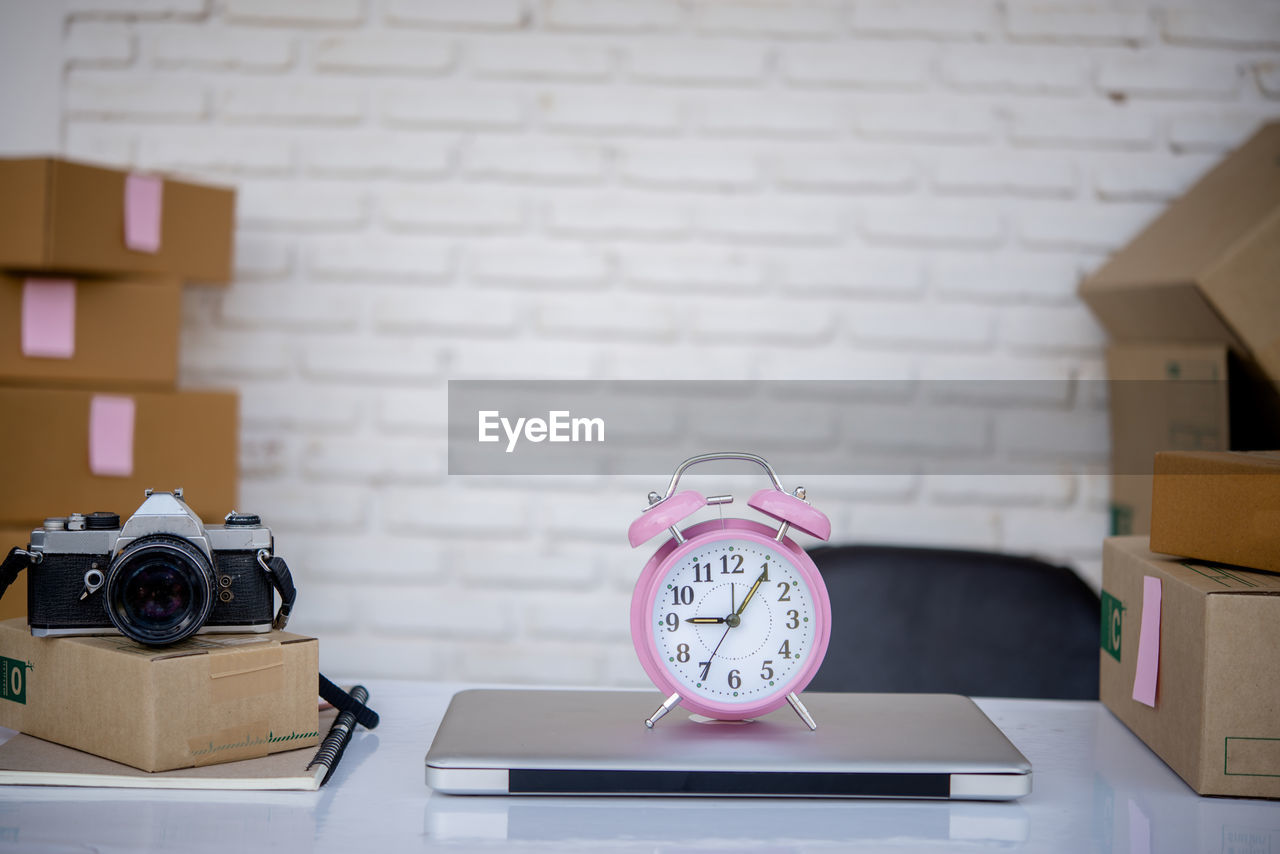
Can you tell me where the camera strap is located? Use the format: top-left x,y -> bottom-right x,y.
259,558 -> 377,729
319,673 -> 380,729
0,547 -> 34,604
258,553 -> 297,631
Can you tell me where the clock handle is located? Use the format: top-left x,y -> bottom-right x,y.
656,452 -> 785,503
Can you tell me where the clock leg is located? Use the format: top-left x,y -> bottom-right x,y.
645,692 -> 682,728
787,692 -> 817,731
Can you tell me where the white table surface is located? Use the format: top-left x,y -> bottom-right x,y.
0,680 -> 1277,853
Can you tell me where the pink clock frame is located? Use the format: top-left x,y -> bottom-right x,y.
630,517 -> 833,721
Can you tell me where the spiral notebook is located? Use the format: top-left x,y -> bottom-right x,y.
0,708 -> 340,791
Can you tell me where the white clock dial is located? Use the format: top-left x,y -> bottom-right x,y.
649,537 -> 817,705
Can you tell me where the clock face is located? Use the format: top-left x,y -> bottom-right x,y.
646,531 -> 820,710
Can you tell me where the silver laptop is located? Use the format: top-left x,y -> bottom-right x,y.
425,689 -> 1031,800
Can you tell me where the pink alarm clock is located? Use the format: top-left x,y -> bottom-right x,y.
628,452 -> 832,730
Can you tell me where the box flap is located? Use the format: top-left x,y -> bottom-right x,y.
1201,205 -> 1280,381
1082,283 -> 1243,346
1084,122 -> 1280,290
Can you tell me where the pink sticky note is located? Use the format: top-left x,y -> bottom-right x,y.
20,278 -> 76,358
124,172 -> 163,253
89,395 -> 136,478
1132,575 -> 1161,707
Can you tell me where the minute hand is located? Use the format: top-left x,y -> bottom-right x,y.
735,568 -> 768,617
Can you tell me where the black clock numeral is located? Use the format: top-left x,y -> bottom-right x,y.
676,643 -> 690,663
693,562 -> 712,582
786,609 -> 799,629
665,613 -> 679,632
699,660 -> 711,680
760,660 -> 774,681
777,582 -> 792,602
720,554 -> 744,574
760,562 -> 769,582
778,640 -> 792,659
728,669 -> 741,690
672,585 -> 694,606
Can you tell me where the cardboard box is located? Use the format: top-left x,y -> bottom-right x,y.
0,529 -> 28,622
1107,345 -> 1230,474
1106,345 -> 1229,535
1099,536 -> 1280,798
0,386 -> 238,526
1150,450 -> 1280,574
1105,345 -> 1280,534
0,273 -> 181,390
1080,122 -> 1280,381
0,158 -> 235,283
0,619 -> 318,772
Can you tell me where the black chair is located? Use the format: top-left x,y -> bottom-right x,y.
805,545 -> 1100,700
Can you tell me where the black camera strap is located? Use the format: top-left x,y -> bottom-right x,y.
259,558 -> 378,730
0,547 -> 34,604
261,558 -> 378,729
259,553 -> 297,631
319,673 -> 380,729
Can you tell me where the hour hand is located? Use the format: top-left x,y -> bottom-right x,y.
687,616 -> 726,624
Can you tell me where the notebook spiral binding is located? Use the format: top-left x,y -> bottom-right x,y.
308,684 -> 370,786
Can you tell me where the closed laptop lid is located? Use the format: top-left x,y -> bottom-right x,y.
425,689 -> 1031,800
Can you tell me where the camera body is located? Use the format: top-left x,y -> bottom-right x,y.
25,490 -> 277,645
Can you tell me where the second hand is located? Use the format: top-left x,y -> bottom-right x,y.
700,624 -> 731,681
698,581 -> 739,681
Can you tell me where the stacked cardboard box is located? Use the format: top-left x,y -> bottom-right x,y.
0,163 -> 330,777
1080,122 -> 1280,535
1150,450 -> 1280,574
1099,449 -> 1280,799
0,158 -> 238,620
1098,537 -> 1280,799
0,619 -> 320,772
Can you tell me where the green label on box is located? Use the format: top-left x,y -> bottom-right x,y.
0,656 -> 30,705
1109,503 -> 1133,536
1100,591 -> 1124,662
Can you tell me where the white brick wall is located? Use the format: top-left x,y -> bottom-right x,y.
46,0 -> 1280,685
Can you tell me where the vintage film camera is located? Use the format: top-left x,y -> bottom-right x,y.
0,489 -> 295,646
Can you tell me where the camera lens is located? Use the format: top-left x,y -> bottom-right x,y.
105,536 -> 215,646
